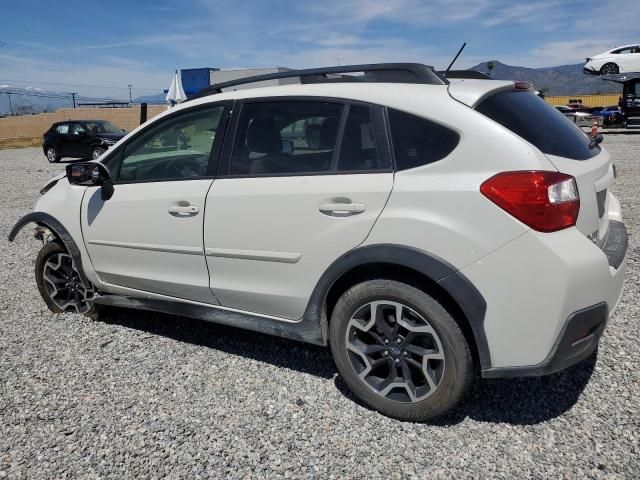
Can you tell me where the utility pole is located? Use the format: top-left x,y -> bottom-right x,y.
69,92 -> 77,109
6,92 -> 13,115
128,84 -> 132,104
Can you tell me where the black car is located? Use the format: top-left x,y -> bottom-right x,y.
43,120 -> 126,163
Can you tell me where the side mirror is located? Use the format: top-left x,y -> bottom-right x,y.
66,162 -> 114,201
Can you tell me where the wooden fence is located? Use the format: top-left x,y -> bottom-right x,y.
544,94 -> 620,108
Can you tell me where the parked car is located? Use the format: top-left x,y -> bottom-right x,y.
591,106 -> 622,124
584,44 -> 640,75
42,120 -> 126,163
10,64 -> 627,421
554,105 -> 594,126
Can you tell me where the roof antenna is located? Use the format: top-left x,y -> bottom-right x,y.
445,42 -> 467,73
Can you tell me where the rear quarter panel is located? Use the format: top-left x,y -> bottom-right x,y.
364,96 -> 555,270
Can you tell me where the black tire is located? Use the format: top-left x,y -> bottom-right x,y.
91,146 -> 106,160
329,279 -> 473,421
600,63 -> 619,75
45,145 -> 60,163
35,241 -> 96,316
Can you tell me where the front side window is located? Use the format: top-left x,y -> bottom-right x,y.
70,123 -> 87,135
117,106 -> 224,183
56,124 -> 69,134
388,109 -> 460,170
83,121 -> 122,134
230,101 -> 343,176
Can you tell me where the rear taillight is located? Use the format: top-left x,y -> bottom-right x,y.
480,171 -> 580,232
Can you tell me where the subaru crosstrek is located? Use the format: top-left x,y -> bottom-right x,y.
9,64 -> 627,421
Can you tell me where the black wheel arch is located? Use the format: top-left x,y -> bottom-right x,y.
303,244 -> 491,370
8,212 -> 91,288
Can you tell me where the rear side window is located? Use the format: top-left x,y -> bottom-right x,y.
230,101 -> 342,176
229,101 -> 388,176
476,91 -> 599,160
55,124 -> 69,134
388,109 -> 459,170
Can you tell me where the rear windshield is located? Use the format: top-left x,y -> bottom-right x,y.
476,91 -> 599,160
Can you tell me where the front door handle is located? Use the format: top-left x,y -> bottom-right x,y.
168,204 -> 200,215
319,202 -> 366,216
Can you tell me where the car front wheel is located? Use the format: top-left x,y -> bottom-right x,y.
45,146 -> 60,163
35,241 -> 96,315
330,279 -> 473,421
91,146 -> 106,160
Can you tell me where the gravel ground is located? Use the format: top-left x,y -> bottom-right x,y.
1,140 -> 638,479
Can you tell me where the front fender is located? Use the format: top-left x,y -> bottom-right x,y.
8,212 -> 91,288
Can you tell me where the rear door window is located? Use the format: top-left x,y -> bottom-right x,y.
388,109 -> 460,170
337,106 -> 388,172
228,100 -> 391,176
56,123 -> 69,134
476,91 -> 599,160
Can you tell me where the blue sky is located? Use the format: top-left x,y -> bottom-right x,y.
1,0 -> 638,98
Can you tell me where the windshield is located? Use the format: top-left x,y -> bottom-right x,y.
81,121 -> 122,134
476,91 -> 600,160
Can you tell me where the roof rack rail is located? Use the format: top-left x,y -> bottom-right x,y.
189,63 -> 448,100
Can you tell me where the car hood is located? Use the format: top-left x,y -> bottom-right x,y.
96,132 -> 126,141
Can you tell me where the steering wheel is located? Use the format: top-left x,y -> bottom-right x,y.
164,156 -> 207,178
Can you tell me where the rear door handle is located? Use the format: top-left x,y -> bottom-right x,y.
319,202 -> 366,216
168,205 -> 200,215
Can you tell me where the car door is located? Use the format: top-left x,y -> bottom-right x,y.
628,46 -> 640,72
69,122 -> 94,157
81,103 -> 231,303
204,99 -> 394,319
55,123 -> 71,155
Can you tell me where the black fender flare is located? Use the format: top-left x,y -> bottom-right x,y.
8,212 -> 91,288
303,244 -> 491,370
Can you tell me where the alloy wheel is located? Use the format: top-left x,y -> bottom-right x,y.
92,148 -> 105,159
42,252 -> 95,313
46,148 -> 57,162
345,300 -> 446,403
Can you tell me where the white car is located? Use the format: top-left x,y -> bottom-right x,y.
9,64 -> 628,421
584,44 -> 640,75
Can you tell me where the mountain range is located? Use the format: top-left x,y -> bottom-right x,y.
468,61 -> 620,95
1,61 -> 623,115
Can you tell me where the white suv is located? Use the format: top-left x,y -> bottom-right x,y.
9,64 -> 627,421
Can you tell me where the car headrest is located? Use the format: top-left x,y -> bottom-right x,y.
247,118 -> 282,154
320,117 -> 340,149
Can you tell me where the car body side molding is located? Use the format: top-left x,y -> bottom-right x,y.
8,212 -> 92,288
302,244 -> 491,369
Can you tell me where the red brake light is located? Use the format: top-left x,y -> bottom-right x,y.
480,171 -> 580,232
513,81 -> 532,90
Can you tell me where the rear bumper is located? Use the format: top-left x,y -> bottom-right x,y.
463,217 -> 627,376
483,303 -> 607,377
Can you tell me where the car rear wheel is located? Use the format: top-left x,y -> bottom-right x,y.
35,241 -> 96,315
45,146 -> 60,163
91,146 -> 105,160
330,279 -> 473,421
600,63 -> 619,75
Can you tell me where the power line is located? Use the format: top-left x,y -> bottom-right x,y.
0,78 -> 160,93
1,89 -> 123,102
